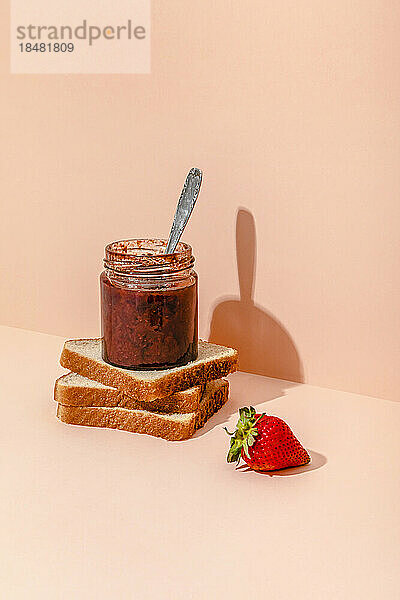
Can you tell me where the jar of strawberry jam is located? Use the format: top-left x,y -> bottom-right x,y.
100,239 -> 198,370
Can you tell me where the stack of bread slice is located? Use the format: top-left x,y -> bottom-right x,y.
54,339 -> 238,440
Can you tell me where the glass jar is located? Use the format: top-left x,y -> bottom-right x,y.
100,239 -> 198,370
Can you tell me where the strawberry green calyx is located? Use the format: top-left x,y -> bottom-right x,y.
224,406 -> 264,463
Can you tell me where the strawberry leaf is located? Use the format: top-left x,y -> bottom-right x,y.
225,406 -> 265,465
242,440 -> 251,459
227,438 -> 242,463
223,426 -> 234,436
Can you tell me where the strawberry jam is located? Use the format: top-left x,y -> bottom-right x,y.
100,239 -> 198,370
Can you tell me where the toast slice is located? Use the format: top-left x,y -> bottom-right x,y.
57,379 -> 229,441
55,372 -> 206,413
60,338 -> 237,403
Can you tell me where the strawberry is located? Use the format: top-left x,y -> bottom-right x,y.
225,406 -> 310,471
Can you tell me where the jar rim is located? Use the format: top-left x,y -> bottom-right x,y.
104,238 -> 194,275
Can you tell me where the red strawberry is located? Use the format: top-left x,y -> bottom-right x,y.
225,406 -> 310,471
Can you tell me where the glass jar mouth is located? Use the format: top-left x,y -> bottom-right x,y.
104,238 -> 194,276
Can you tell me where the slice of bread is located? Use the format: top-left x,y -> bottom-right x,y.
55,372 -> 206,413
57,379 -> 229,441
60,338 -> 237,403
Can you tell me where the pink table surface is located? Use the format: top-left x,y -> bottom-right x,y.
1,325 -> 399,599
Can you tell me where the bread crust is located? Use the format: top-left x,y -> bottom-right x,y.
54,374 -> 206,413
60,339 -> 237,402
56,379 -> 229,441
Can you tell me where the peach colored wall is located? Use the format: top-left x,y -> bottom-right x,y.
1,1 -> 399,400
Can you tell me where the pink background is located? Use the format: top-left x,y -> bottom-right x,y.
1,1 -> 399,400
2,325 -> 400,599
